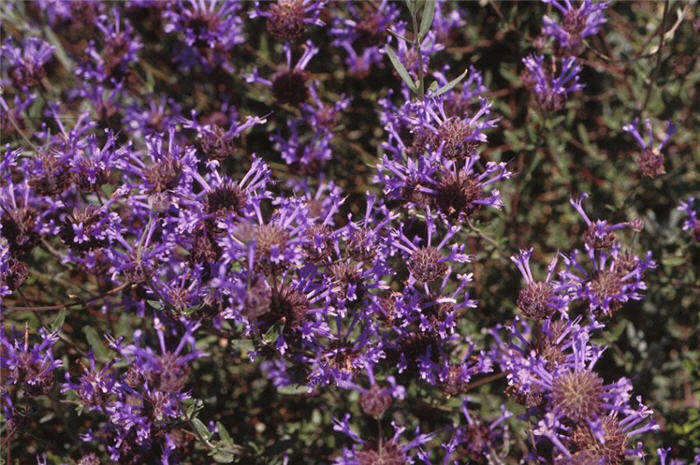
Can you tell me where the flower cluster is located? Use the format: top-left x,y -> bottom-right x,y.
678,197 -> 700,241
491,191 -> 660,462
0,1 -> 691,464
623,118 -> 677,178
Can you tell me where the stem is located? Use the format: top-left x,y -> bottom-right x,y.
4,282 -> 128,312
411,10 -> 425,100
462,372 -> 506,392
465,217 -> 501,250
640,0 -> 669,114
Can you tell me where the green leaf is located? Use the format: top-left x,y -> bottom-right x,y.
50,309 -> 67,332
404,0 -> 419,17
387,28 -> 411,44
230,338 -> 254,352
662,255 -> 686,267
216,421 -> 234,446
278,384 -> 309,395
384,45 -> 418,92
434,67 -> 470,97
192,418 -> 212,441
418,0 -> 436,41
212,452 -> 235,463
82,326 -> 109,360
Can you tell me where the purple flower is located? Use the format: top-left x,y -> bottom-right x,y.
431,66 -> 489,118
561,244 -> 655,317
63,319 -> 205,464
69,132 -> 127,193
511,248 -> 570,319
250,0 -> 326,40
431,3 -> 467,44
333,414 -> 434,465
542,0 -> 609,55
623,118 -> 676,178
164,0 -> 245,72
62,353 -> 117,410
331,1 -> 399,77
522,54 -> 584,111
272,118 -> 332,173
0,181 -> 43,256
443,399 -> 511,462
386,23 -> 444,80
678,197 -> 700,241
118,126 -> 199,211
331,1 -> 399,50
391,220 -> 469,284
377,144 -> 509,219
338,363 -> 405,418
0,94 -> 37,137
570,193 -> 644,249
301,86 -> 352,132
182,109 -> 266,162
1,37 -> 54,89
247,41 -> 319,107
77,8 -> 142,83
0,239 -> 28,298
0,326 -> 61,398
123,96 -> 183,138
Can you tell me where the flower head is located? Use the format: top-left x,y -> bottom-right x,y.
623,118 -> 676,178
522,54 -> 584,111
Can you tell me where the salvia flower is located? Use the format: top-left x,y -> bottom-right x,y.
0,239 -> 29,297
0,326 -> 61,397
250,0 -> 326,40
333,414 -> 434,465
412,96 -> 499,161
570,193 -> 644,249
522,54 -> 584,111
561,244 -> 655,317
1,37 -> 54,90
182,109 -> 267,161
272,117 -> 333,173
247,41 -> 319,107
512,248 -> 570,319
542,0 -> 609,55
443,400 -> 511,462
331,1 -> 399,76
78,8 -> 142,83
392,220 -> 469,284
338,364 -> 405,418
164,0 -> 245,72
623,118 -> 676,178
678,197 -> 700,241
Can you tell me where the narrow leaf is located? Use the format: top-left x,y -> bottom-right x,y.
82,326 -> 109,360
278,384 -> 309,395
50,309 -> 67,331
385,45 -> 418,92
418,0 -> 436,41
387,28 -> 411,44
212,452 -> 235,463
404,0 -> 419,17
216,422 -> 234,446
192,418 -> 212,441
434,67 -> 470,97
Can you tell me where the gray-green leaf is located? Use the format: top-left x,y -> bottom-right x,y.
418,0 -> 436,41
385,45 -> 418,92
192,418 -> 212,441
434,68 -> 470,97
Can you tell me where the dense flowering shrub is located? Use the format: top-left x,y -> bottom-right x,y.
1,1 -> 699,464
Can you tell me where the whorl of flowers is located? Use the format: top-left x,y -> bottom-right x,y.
0,1 -> 690,464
